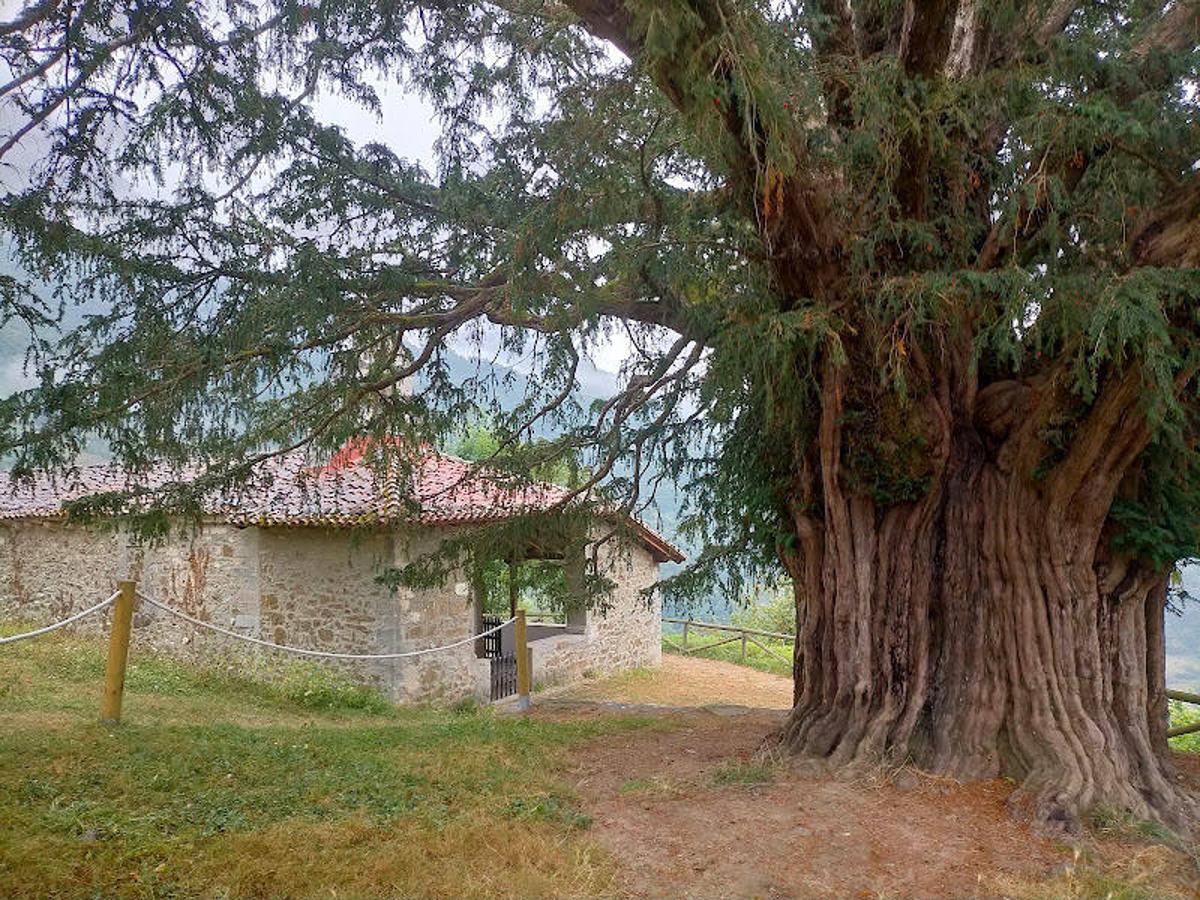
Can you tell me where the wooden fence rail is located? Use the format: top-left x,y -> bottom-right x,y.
662,617 -> 795,666
1167,689 -> 1200,738
663,619 -> 1200,740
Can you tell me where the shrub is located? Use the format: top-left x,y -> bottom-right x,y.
275,663 -> 394,714
731,588 -> 795,636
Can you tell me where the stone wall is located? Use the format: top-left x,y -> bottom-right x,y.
379,529 -> 489,703
253,527 -> 397,686
531,538 -> 662,687
0,519 -> 123,628
0,517 -> 662,703
0,518 -> 251,651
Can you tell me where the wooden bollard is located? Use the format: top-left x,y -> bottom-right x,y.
515,608 -> 531,711
100,580 -> 136,725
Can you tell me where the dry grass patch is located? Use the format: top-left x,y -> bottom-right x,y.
191,817 -> 617,899
617,775 -> 689,799
989,844 -> 1199,900
554,653 -> 793,708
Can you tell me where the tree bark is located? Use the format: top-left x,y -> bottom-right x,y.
780,360 -> 1195,832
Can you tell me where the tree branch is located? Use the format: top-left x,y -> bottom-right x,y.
1129,175 -> 1200,268
0,0 -> 62,37
562,0 -> 842,303
560,0 -> 638,57
898,0 -> 960,77
975,1 -> 1199,271
810,0 -> 857,125
1132,0 -> 1200,57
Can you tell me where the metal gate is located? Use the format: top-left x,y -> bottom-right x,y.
480,614 -> 504,659
489,654 -> 517,700
480,615 -> 517,701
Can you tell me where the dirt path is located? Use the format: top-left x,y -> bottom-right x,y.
565,711 -> 1054,898
550,654 -> 794,709
542,656 -> 1198,899
553,707 -> 1200,900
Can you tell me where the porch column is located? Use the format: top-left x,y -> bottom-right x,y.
564,549 -> 587,633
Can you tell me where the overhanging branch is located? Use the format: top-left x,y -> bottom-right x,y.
562,0 -> 843,302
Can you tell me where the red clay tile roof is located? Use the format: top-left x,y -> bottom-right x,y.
0,443 -> 685,563
0,463 -> 198,520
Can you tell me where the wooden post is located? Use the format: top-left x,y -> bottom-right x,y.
515,608 -> 531,711
741,630 -> 747,662
100,580 -> 136,726
682,620 -> 689,650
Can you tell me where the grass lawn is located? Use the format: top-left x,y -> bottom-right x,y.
0,626 -> 658,900
5,623 -> 1197,900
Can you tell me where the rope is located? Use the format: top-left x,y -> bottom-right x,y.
137,591 -> 515,660
0,591 -> 121,645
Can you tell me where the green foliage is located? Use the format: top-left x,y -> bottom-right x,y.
1167,700 -> 1200,754
448,419 -> 503,464
1112,496 -> 1200,571
731,588 -> 796,637
445,417 -> 591,490
0,0 -> 1199,602
840,408 -> 934,506
438,417 -> 593,616
475,557 -> 573,617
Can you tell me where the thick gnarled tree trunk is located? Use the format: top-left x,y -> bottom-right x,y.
486,3 -> 1198,833
780,360 -> 1193,831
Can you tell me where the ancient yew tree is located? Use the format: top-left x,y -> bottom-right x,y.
2,0 -> 1199,827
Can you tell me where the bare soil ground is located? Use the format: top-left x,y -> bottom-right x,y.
555,710 -> 1200,899
545,657 -> 1200,900
551,654 -> 794,709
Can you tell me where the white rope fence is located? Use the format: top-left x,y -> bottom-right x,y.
137,590 -> 515,661
0,591 -> 121,645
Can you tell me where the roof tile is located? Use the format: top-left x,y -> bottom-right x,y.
0,442 -> 684,562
